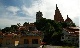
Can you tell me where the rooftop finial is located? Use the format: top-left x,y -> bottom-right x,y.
56,4 -> 58,10
39,10 -> 40,12
67,15 -> 69,18
56,4 -> 57,8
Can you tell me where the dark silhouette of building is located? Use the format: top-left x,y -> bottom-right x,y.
36,11 -> 43,22
54,4 -> 64,22
65,15 -> 73,23
36,4 -> 73,23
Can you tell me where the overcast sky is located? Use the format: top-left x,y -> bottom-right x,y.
0,0 -> 79,29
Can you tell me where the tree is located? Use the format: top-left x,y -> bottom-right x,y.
10,25 -> 18,32
61,22 -> 76,28
42,23 -> 55,44
2,27 -> 10,33
0,28 -> 1,31
17,23 -> 21,27
35,18 -> 63,45
23,22 -> 29,26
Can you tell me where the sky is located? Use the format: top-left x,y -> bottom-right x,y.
0,0 -> 79,29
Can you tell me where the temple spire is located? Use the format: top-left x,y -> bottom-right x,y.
56,4 -> 57,8
65,15 -> 73,23
67,15 -> 69,18
56,4 -> 58,10
54,4 -> 64,22
36,11 -> 43,22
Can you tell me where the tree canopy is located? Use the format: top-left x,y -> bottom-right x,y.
34,18 -> 76,45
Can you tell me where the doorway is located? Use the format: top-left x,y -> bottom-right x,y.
15,41 -> 19,46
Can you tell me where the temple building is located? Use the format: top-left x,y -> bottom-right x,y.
54,4 -> 64,22
61,27 -> 79,45
54,4 -> 73,23
36,11 -> 43,22
0,4 -> 78,48
65,15 -> 73,23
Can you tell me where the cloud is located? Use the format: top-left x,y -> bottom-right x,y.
6,6 -> 20,15
72,16 -> 79,26
0,18 -> 17,29
21,5 -> 38,17
20,0 -> 79,26
0,0 -> 79,29
21,0 -> 79,20
0,5 -> 35,29
21,0 -> 79,26
0,16 -> 35,29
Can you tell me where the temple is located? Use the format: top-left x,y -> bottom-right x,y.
54,4 -> 73,23
65,15 -> 73,23
36,11 -> 43,22
54,4 -> 64,22
0,4 -> 78,48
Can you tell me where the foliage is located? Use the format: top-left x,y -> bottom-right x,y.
35,18 -> 76,45
17,23 -> 21,27
61,22 -> 76,28
10,25 -> 18,32
0,17 -> 77,45
23,22 -> 29,26
35,18 -> 63,45
2,25 -> 18,33
2,27 -> 10,32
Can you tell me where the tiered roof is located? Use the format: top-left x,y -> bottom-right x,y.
63,27 -> 79,36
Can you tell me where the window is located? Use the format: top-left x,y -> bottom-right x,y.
24,39 -> 29,44
15,41 -> 19,46
32,39 -> 38,44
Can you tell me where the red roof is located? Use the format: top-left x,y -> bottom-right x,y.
4,34 -> 13,37
64,27 -> 79,36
